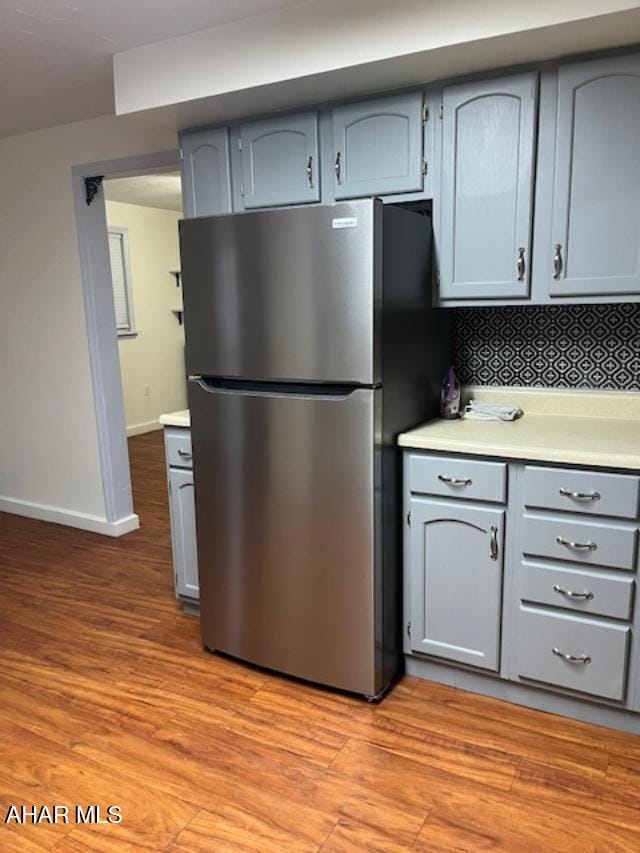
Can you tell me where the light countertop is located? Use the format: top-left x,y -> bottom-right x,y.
159,409 -> 190,428
398,387 -> 640,471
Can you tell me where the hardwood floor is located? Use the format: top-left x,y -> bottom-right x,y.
1,430 -> 640,851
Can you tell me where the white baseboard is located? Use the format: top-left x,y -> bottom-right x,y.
0,496 -> 140,537
107,513 -> 140,536
126,420 -> 163,437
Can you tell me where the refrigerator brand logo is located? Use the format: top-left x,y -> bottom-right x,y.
332,217 -> 358,229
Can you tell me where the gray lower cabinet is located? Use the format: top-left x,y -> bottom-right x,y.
331,92 -> 424,199
437,72 -> 538,301
547,53 -> 640,298
405,452 -> 640,730
164,427 -> 199,606
409,495 -> 505,671
180,127 -> 232,218
239,112 -> 320,208
514,465 -> 639,709
169,467 -> 199,601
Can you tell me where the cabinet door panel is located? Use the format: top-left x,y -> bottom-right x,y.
439,73 -> 538,300
549,54 -> 640,296
332,92 -> 424,199
410,497 -> 504,670
169,467 -> 199,600
181,127 -> 232,218
241,112 -> 319,208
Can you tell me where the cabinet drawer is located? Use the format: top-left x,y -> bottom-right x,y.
524,466 -> 639,519
165,431 -> 193,469
516,606 -> 630,701
521,513 -> 638,571
408,454 -> 506,503
520,560 -> 634,620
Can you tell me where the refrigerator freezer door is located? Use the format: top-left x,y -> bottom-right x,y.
180,200 -> 379,384
189,379 -> 380,696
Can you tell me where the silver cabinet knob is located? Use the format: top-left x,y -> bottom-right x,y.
177,449 -> 192,459
306,155 -> 314,187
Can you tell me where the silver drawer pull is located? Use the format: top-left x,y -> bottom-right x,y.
490,526 -> 499,562
559,488 -> 601,502
177,449 -> 192,459
556,536 -> 597,552
552,647 -> 591,665
334,151 -> 342,184
438,475 -> 472,487
553,584 -> 594,601
553,243 -> 563,280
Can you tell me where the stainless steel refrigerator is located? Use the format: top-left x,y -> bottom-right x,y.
180,198 -> 450,699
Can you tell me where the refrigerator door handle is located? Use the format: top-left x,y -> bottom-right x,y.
191,377 -> 373,401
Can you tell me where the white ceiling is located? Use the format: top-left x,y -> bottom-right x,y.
104,172 -> 182,212
0,0 -> 306,139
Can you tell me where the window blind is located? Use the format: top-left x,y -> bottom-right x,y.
108,230 -> 133,332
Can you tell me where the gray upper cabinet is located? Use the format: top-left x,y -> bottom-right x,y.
180,127 -> 232,218
410,496 -> 505,671
331,92 -> 424,199
438,72 -> 538,301
548,54 -> 640,298
177,49 -> 640,306
239,112 -> 320,208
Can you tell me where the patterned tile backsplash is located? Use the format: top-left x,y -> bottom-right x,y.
452,304 -> 640,391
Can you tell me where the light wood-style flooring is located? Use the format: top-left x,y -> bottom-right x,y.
1,431 -> 640,851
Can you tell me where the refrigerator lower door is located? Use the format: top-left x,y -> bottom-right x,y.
189,379 -> 381,696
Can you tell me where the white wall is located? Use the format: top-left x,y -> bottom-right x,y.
0,114 -> 177,532
114,0 -> 640,126
105,200 -> 186,435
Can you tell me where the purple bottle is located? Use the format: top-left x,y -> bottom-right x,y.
440,366 -> 461,419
